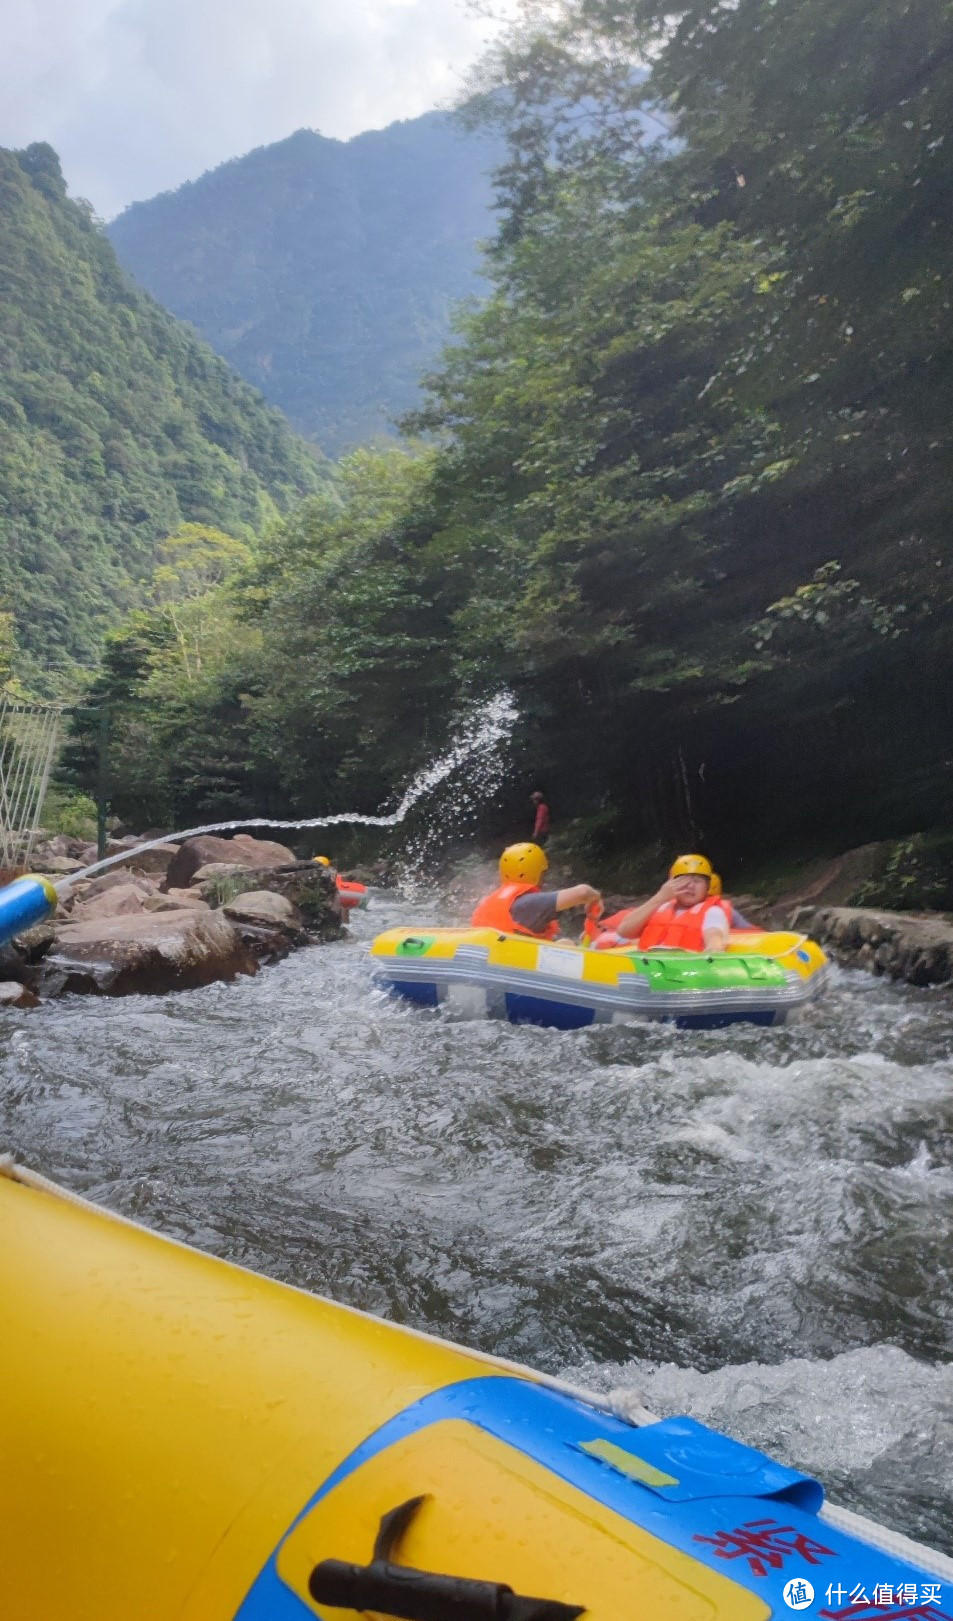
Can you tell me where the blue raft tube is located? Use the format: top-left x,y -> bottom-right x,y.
0,875 -> 59,948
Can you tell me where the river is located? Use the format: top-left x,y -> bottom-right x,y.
2,888 -> 952,1555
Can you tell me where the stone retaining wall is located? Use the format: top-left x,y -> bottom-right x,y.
790,905 -> 953,987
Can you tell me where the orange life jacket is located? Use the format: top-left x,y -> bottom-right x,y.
470,881 -> 560,940
335,875 -> 367,909
638,896 -> 726,952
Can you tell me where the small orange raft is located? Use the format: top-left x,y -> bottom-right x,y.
314,857 -> 368,911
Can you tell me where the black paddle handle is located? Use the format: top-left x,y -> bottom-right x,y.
309,1556 -> 584,1620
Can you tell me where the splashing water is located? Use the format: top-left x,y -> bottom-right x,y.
59,692 -> 518,891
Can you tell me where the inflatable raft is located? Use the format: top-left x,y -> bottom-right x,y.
371,926 -> 829,1030
336,874 -> 369,910
1,1159 -> 949,1620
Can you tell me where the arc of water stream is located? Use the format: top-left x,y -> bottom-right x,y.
60,692 -> 518,893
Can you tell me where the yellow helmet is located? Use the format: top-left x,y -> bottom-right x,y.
669,853 -> 713,881
499,842 -> 549,884
313,855 -> 331,867
708,872 -> 723,897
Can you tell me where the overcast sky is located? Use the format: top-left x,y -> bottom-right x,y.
3,0 -> 511,219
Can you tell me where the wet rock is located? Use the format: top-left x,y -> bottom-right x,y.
32,855 -> 85,875
70,881 -> 155,921
223,890 -> 301,930
0,981 -> 41,1009
103,842 -> 179,877
221,889 -> 310,964
790,905 -> 953,987
0,921 -> 56,986
195,861 -> 343,940
191,862 -> 251,892
67,871 -> 156,905
38,911 -> 256,997
38,833 -> 92,860
247,862 -> 343,938
11,921 -> 56,964
164,834 -> 297,891
142,889 -> 210,913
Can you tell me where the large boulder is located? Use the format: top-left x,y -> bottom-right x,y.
142,889 -> 211,913
235,861 -> 343,938
67,870 -> 156,904
32,855 -> 85,876
222,889 -> 309,963
70,881 -> 155,921
37,911 -> 256,997
223,890 -> 301,930
193,860 -> 344,940
190,862 -> 254,892
164,834 -> 297,891
104,842 -> 180,877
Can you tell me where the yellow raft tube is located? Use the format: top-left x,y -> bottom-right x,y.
2,1159 -> 950,1620
371,927 -> 830,1030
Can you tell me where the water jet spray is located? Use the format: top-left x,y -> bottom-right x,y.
0,693 -> 516,950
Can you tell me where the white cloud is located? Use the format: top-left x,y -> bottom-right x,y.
1,0 -> 512,217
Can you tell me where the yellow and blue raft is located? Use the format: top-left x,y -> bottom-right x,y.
371,927 -> 830,1030
1,1160 -> 950,1620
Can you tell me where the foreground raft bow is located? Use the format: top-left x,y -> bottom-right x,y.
371,926 -> 830,1030
2,1159 -> 950,1620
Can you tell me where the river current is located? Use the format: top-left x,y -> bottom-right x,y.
2,889 -> 952,1554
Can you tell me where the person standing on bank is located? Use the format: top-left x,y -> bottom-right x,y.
530,790 -> 551,847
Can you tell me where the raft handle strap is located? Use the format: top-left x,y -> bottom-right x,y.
309,1492 -> 585,1620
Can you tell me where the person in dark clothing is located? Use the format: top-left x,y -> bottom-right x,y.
530,790 -> 551,846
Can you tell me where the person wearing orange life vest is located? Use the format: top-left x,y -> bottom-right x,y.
471,843 -> 602,939
609,854 -> 730,951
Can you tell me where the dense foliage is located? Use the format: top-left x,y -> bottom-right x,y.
0,143 -> 328,691
107,116 -> 502,455
70,0 -> 953,866
66,456 -> 462,828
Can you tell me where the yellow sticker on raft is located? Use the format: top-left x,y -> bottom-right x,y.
579,1438 -> 680,1489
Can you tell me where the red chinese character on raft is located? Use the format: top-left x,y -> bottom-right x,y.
693,1518 -> 836,1579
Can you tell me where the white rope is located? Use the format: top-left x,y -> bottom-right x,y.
0,696 -> 62,869
24,706 -> 60,867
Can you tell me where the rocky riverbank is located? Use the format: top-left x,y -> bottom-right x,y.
0,834 -> 347,1003
788,905 -> 953,987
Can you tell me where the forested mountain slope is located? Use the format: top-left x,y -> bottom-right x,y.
0,143 -> 328,688
107,114 -> 502,454
78,0 -> 953,861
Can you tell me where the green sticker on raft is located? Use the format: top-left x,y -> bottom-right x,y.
395,936 -> 437,957
578,1437 -> 680,1488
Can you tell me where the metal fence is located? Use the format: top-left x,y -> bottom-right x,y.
0,694 -> 62,873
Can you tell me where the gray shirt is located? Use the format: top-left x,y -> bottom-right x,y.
510,889 -> 560,933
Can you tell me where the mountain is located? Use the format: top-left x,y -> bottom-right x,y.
0,142 -> 328,687
107,114 -> 502,453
